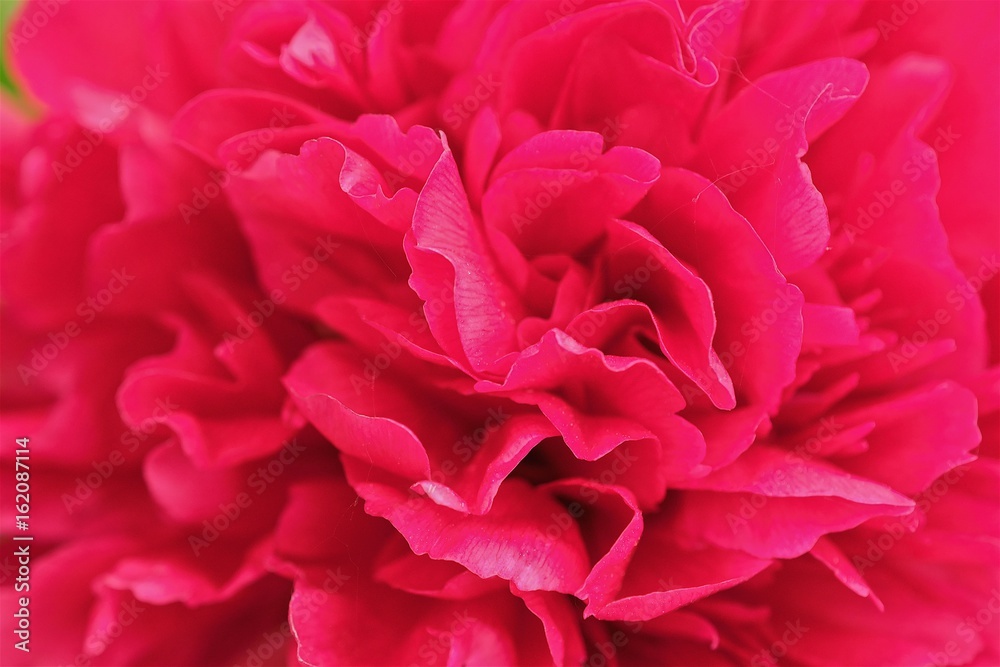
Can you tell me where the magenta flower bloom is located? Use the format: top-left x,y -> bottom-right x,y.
1,1 -> 997,665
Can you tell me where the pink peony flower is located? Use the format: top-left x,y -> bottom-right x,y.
1,1 -> 997,665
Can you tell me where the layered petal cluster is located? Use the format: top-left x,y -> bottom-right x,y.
1,1 -> 997,666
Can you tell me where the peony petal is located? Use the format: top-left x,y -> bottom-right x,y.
693,58 -> 868,273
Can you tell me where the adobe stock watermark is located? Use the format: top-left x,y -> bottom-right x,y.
749,619 -> 810,667
66,599 -> 146,666
688,2 -> 739,53
0,555 -> 17,586
610,252 -> 665,300
677,283 -> 800,404
61,397 -> 179,514
726,417 -> 844,532
929,588 -> 1000,666
511,116 -> 628,235
782,418 -> 846,465
851,461 -> 970,574
409,610 -> 477,666
544,0 -> 586,25
188,438 -> 307,556
394,407 -> 512,519
339,0 -> 403,63
17,268 -> 136,385
221,235 -> 340,351
876,0 -> 930,41
443,74 -> 501,131
213,0 -> 244,19
6,0 -> 69,54
179,106 -> 298,223
428,408 -> 511,486
240,568 -> 351,667
889,253 -> 999,373
583,578 -> 677,667
843,125 -> 959,242
563,308 -> 608,348
349,338 -> 403,394
559,243 -> 666,360
537,447 -> 640,551
52,65 -> 170,182
380,129 -> 443,192
714,83 -> 829,197
714,137 -> 780,197
347,281 -> 460,395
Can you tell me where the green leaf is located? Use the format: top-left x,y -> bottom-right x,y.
1,0 -> 22,98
